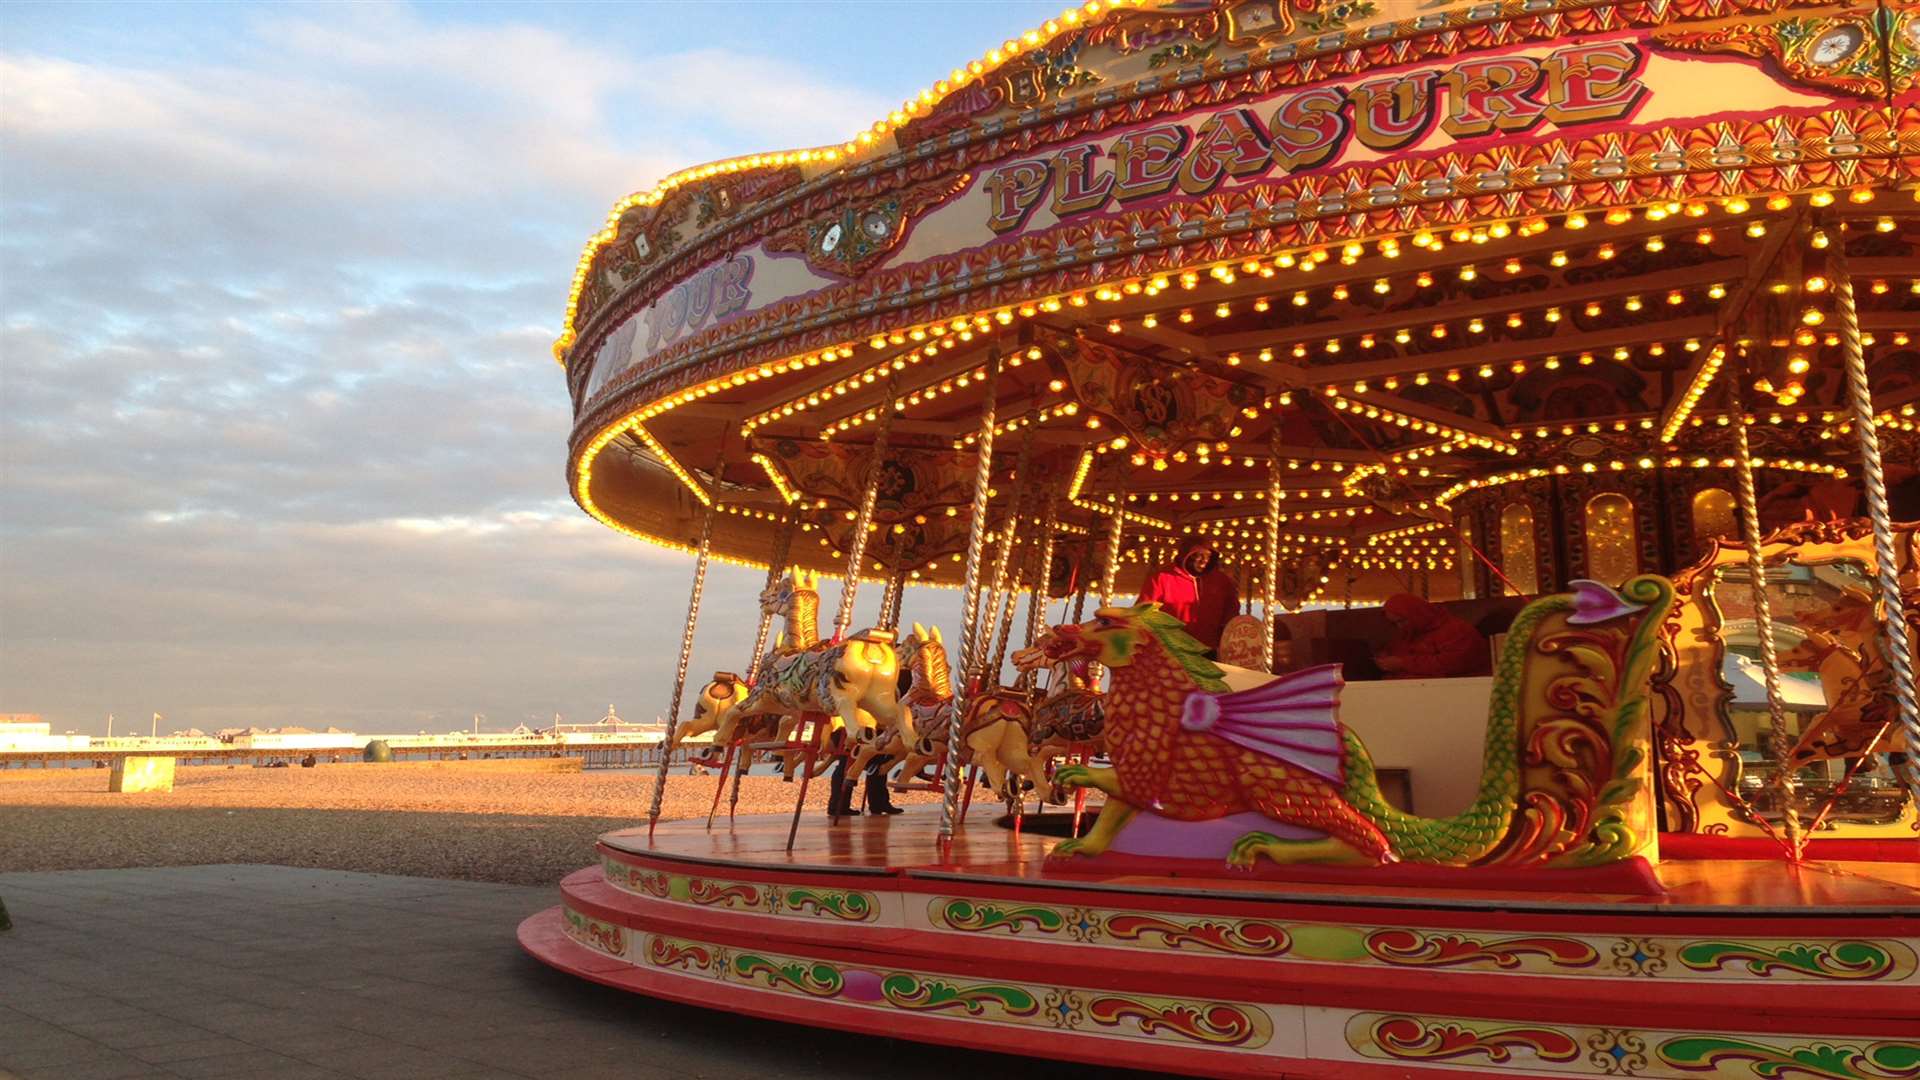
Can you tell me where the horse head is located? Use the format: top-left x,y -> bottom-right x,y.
903,622 -> 953,701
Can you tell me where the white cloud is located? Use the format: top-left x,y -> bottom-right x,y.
0,4 -> 904,731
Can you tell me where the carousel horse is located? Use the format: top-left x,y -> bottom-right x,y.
1779,588 -> 1911,768
947,640 -> 1105,805
670,672 -> 750,750
708,570 -> 913,773
668,672 -> 794,774
851,624 -> 954,779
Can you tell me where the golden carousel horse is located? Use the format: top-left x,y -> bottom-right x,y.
850,623 -> 953,779
709,570 -> 913,767
1779,587 -> 1913,770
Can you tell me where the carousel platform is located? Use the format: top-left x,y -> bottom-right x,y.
520,805 -> 1920,1079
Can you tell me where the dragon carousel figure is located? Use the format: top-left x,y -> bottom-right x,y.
1026,577 -> 1675,869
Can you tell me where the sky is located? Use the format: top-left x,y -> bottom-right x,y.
1,0 -> 1065,735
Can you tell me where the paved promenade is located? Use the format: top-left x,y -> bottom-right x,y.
0,865 -> 1157,1080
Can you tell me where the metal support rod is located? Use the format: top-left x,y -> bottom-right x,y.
1017,494 -> 1060,692
878,571 -> 907,630
1832,238 -> 1920,809
1730,389 -> 1804,857
1088,490 -> 1126,687
1100,496 -> 1125,606
1262,449 -> 1283,671
835,376 -> 898,639
980,417 -> 1039,684
647,508 -> 714,836
990,563 -> 1024,682
941,347 -> 1001,844
732,514 -> 797,820
746,514 -> 798,684
974,442 -> 1032,682
977,532 -> 1018,681
1070,567 -> 1090,623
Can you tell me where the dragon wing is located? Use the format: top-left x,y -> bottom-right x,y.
1178,664 -> 1345,783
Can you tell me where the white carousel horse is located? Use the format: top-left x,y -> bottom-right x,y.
708,570 -> 913,771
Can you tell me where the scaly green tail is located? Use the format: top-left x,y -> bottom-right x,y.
1340,594 -> 1571,865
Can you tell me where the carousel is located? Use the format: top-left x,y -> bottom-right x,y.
519,1 -> 1920,1075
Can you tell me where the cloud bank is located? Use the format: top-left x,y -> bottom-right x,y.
1,0 -> 1034,733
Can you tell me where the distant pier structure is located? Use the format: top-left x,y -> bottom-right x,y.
0,707 -> 711,770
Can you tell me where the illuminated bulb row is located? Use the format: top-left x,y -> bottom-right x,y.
1340,442 -> 1464,493
561,160 -> 1818,376
1830,404 -> 1920,437
1512,417 -> 1660,440
1240,278 -> 1719,366
1350,557 -> 1453,571
1660,345 -> 1727,443
1324,392 -> 1517,454
952,400 -> 1081,448
751,453 -> 800,505
1126,487 -> 1346,504
1365,520 -> 1452,544
1436,457 -> 1848,506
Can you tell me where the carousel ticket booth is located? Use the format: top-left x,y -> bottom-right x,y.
521,1 -> 1920,1075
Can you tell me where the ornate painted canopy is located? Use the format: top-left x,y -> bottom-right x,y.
554,0 -> 1920,602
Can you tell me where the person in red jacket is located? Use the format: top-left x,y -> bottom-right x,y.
1377,594 -> 1491,679
1137,536 -> 1240,653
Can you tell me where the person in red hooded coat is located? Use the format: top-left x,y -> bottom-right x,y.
1377,594 -> 1490,679
1136,536 -> 1240,653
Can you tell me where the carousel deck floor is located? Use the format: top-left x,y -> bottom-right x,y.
599,803 -> 1920,913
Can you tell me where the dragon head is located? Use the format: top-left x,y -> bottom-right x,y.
1039,603 -> 1160,669
1040,603 -> 1227,689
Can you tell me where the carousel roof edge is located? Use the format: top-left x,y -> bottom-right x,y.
552,0 -> 1198,365
556,0 -> 1811,367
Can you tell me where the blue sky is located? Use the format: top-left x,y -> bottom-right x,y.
1,0 -> 1062,734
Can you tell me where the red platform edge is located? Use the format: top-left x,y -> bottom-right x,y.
1659,832 -> 1920,863
520,906 -> 1438,1080
512,831 -> 1920,1080
1042,850 -> 1667,894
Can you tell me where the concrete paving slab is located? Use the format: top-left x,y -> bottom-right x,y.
0,865 -> 1163,1080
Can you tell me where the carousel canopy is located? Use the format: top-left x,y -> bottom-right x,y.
553,0 -> 1919,605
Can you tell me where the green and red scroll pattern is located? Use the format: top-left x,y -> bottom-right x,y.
926,897 -> 1913,981
601,860 -> 877,922
1657,1038 -> 1920,1079
561,908 -> 627,958
1676,941 -> 1898,981
1364,929 -> 1599,970
1349,1014 -> 1920,1078
1367,1015 -> 1584,1065
621,922 -> 1271,1049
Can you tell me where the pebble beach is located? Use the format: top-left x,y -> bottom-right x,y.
0,761 -> 942,886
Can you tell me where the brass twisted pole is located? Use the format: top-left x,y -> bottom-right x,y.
746,514 -> 798,683
1070,551 -> 1090,623
982,416 -> 1039,684
733,512 -> 796,818
941,348 -> 1000,844
647,507 -> 714,836
835,374 -> 898,639
977,533 -> 1018,682
1087,487 -> 1126,686
878,571 -> 907,630
1831,238 -> 1920,808
1017,494 -> 1060,693
1262,449 -> 1284,671
1099,493 -> 1125,606
1729,389 -> 1803,857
